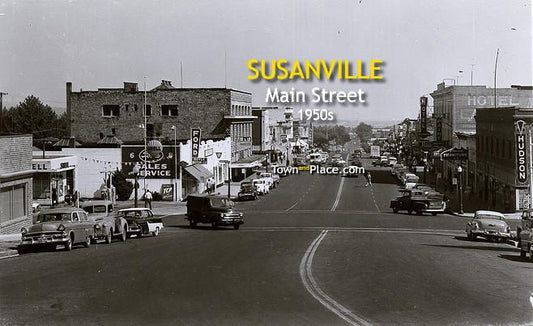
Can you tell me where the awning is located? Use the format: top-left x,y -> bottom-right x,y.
183,164 -> 213,182
230,154 -> 266,169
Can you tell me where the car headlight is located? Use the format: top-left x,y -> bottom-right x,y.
94,224 -> 101,230
220,213 -> 225,218
239,213 -> 243,217
471,222 -> 479,229
57,224 -> 65,232
21,227 -> 28,235
505,226 -> 510,233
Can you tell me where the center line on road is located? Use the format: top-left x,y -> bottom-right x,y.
330,177 -> 345,211
300,230 -> 372,326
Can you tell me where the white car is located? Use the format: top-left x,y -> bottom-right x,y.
403,173 -> 420,189
252,178 -> 270,195
466,210 -> 511,242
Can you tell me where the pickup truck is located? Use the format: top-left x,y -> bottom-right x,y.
518,209 -> 533,260
390,189 -> 446,216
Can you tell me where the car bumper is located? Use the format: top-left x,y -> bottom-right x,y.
471,230 -> 511,238
20,233 -> 68,246
217,216 -> 244,225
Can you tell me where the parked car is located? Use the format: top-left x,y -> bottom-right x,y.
252,178 -> 270,195
518,209 -> 533,260
117,208 -> 164,238
185,194 -> 244,229
389,189 -> 446,216
403,173 -> 420,189
20,207 -> 96,252
80,200 -> 128,243
238,181 -> 258,201
260,172 -> 280,188
387,156 -> 398,167
465,210 -> 511,242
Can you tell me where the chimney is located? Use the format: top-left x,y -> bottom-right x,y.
66,82 -> 72,137
124,82 -> 138,93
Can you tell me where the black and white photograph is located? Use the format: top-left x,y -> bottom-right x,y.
0,1 -> 532,325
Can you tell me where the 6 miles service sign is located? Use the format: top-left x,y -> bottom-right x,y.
122,145 -> 179,179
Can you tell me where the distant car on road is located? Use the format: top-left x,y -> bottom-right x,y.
466,210 -> 511,242
117,208 -> 164,238
20,207 -> 95,252
389,189 -> 446,216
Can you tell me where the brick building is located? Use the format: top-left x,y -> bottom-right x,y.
475,107 -> 533,212
67,80 -> 260,181
431,83 -> 533,147
0,134 -> 33,234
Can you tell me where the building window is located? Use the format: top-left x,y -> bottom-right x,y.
134,104 -> 138,111
112,128 -> 116,135
102,105 -> 120,117
162,105 -> 178,116
0,184 -> 26,223
125,104 -> 129,111
99,132 -> 104,139
144,104 -> 152,116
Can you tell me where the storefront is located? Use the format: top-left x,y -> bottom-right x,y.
32,155 -> 77,206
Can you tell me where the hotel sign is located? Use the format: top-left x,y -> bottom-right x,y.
515,120 -> 528,186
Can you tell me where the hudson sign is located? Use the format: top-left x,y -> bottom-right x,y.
515,120 -> 528,186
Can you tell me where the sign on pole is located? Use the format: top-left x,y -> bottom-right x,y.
515,120 -> 528,186
440,147 -> 468,161
191,128 -> 201,159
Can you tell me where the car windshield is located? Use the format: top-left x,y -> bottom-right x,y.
210,197 -> 234,208
40,213 -> 71,222
476,213 -> 503,220
118,210 -> 150,218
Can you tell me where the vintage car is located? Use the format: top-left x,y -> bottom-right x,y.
80,200 -> 128,243
20,207 -> 96,251
117,208 -> 164,238
466,210 -> 511,242
518,209 -> 533,260
390,189 -> 446,216
252,178 -> 270,195
403,173 -> 420,189
185,194 -> 244,229
238,181 -> 258,201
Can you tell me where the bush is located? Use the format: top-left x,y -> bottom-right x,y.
152,191 -> 163,201
112,170 -> 134,201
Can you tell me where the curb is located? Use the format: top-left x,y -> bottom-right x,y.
0,249 -> 19,260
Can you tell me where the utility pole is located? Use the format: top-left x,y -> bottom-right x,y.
0,92 -> 7,133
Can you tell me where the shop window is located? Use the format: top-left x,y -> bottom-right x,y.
162,105 -> 178,116
0,184 -> 26,223
102,105 -> 120,117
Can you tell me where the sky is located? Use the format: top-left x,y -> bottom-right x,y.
0,0 -> 531,122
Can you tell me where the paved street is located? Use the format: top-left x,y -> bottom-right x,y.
1,163 -> 532,326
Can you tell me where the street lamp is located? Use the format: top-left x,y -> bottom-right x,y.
457,165 -> 464,214
132,163 -> 140,208
220,160 -> 231,199
171,125 -> 178,201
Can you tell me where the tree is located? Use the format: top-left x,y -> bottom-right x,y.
112,170 -> 134,201
355,122 -> 373,152
10,96 -> 67,138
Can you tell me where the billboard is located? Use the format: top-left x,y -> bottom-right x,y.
122,145 -> 179,179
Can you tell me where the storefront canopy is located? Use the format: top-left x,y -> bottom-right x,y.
230,154 -> 266,169
183,164 -> 213,182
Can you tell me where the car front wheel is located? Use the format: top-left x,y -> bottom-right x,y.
392,207 -> 398,213
152,227 -> 160,237
84,235 -> 91,248
105,229 -> 113,244
233,224 -> 240,230
64,236 -> 73,251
